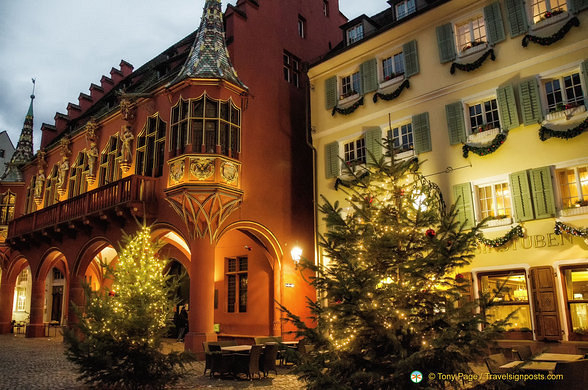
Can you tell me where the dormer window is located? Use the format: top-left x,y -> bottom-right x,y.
346,24 -> 364,45
396,0 -> 416,20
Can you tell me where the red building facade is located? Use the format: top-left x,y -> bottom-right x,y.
0,0 -> 346,355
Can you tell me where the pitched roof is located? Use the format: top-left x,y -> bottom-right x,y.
169,0 -> 246,89
1,93 -> 35,182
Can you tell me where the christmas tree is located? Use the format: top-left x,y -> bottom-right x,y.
64,225 -> 194,389
284,142 -> 507,389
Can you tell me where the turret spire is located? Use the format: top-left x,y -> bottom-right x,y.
1,79 -> 36,181
170,0 -> 246,89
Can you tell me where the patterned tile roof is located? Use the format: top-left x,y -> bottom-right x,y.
170,0 -> 246,89
1,93 -> 35,181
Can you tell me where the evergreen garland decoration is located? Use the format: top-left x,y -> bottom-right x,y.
373,79 -> 410,103
554,221 -> 588,238
450,49 -> 495,75
332,96 -> 364,116
539,118 -> 588,141
462,131 -> 507,158
522,16 -> 579,47
477,224 -> 524,248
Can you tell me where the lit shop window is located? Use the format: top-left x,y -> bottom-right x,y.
562,267 -> 588,334
479,272 -> 532,331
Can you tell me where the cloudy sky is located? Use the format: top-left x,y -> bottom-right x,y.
0,0 -> 386,152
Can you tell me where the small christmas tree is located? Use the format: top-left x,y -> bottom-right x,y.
64,225 -> 194,389
283,142 -> 507,389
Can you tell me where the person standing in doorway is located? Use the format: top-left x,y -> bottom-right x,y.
176,305 -> 188,342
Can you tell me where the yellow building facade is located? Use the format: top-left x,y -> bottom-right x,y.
310,0 -> 588,350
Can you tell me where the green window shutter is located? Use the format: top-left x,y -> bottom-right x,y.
504,0 -> 528,37
403,40 -> 419,77
452,183 -> 475,230
581,59 -> 588,110
484,2 -> 506,45
496,84 -> 520,130
518,78 -> 543,125
569,0 -> 588,13
325,76 -> 337,110
445,102 -> 466,145
436,23 -> 456,64
509,170 -> 535,222
360,58 -> 378,94
324,141 -> 340,179
364,127 -> 382,164
529,166 -> 556,219
412,112 -> 431,154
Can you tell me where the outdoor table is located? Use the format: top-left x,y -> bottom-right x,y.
499,360 -> 524,369
281,341 -> 299,346
221,345 -> 252,353
532,353 -> 584,362
520,361 -> 557,372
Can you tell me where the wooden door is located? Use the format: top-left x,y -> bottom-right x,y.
530,266 -> 562,340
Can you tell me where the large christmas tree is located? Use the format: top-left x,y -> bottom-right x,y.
285,143 -> 506,389
64,225 -> 194,389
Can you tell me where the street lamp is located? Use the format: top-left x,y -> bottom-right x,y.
291,246 -> 303,264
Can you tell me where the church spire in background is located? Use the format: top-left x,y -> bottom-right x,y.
1,79 -> 36,181
170,0 -> 246,89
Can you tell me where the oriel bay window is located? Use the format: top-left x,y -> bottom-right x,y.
136,114 -> 166,177
227,257 -> 247,313
479,271 -> 533,334
561,266 -> 588,338
170,95 -> 240,158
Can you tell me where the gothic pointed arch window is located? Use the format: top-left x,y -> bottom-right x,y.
170,94 -> 241,158
0,190 -> 15,225
44,166 -> 59,208
136,114 -> 166,177
99,135 -> 122,186
68,152 -> 89,198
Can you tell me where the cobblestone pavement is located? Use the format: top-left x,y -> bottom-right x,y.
0,334 -> 305,390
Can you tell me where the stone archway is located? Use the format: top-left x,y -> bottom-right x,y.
215,221 -> 284,337
0,256 -> 32,333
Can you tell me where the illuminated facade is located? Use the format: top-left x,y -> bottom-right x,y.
0,0 -> 346,356
310,0 -> 588,350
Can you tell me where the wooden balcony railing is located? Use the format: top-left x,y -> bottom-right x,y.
7,175 -> 157,240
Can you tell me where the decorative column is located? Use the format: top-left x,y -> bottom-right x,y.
271,264 -> 282,336
26,279 -> 46,337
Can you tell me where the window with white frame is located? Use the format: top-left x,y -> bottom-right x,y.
16,287 -> 27,311
346,24 -> 364,45
476,182 -> 512,219
382,52 -> 405,81
556,165 -> 588,208
387,123 -> 413,153
341,72 -> 360,99
543,72 -> 584,113
455,15 -> 487,54
530,0 -> 567,24
396,0 -> 416,20
468,98 -> 500,133
344,137 -> 366,165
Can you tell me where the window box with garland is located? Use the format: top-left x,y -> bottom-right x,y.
324,40 -> 419,112
323,113 -> 431,179
436,2 -> 505,72
505,0 -> 585,46
445,84 -> 519,155
452,166 -> 556,230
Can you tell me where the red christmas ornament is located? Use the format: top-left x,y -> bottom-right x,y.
455,273 -> 465,282
425,229 -> 436,238
108,291 -> 116,297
